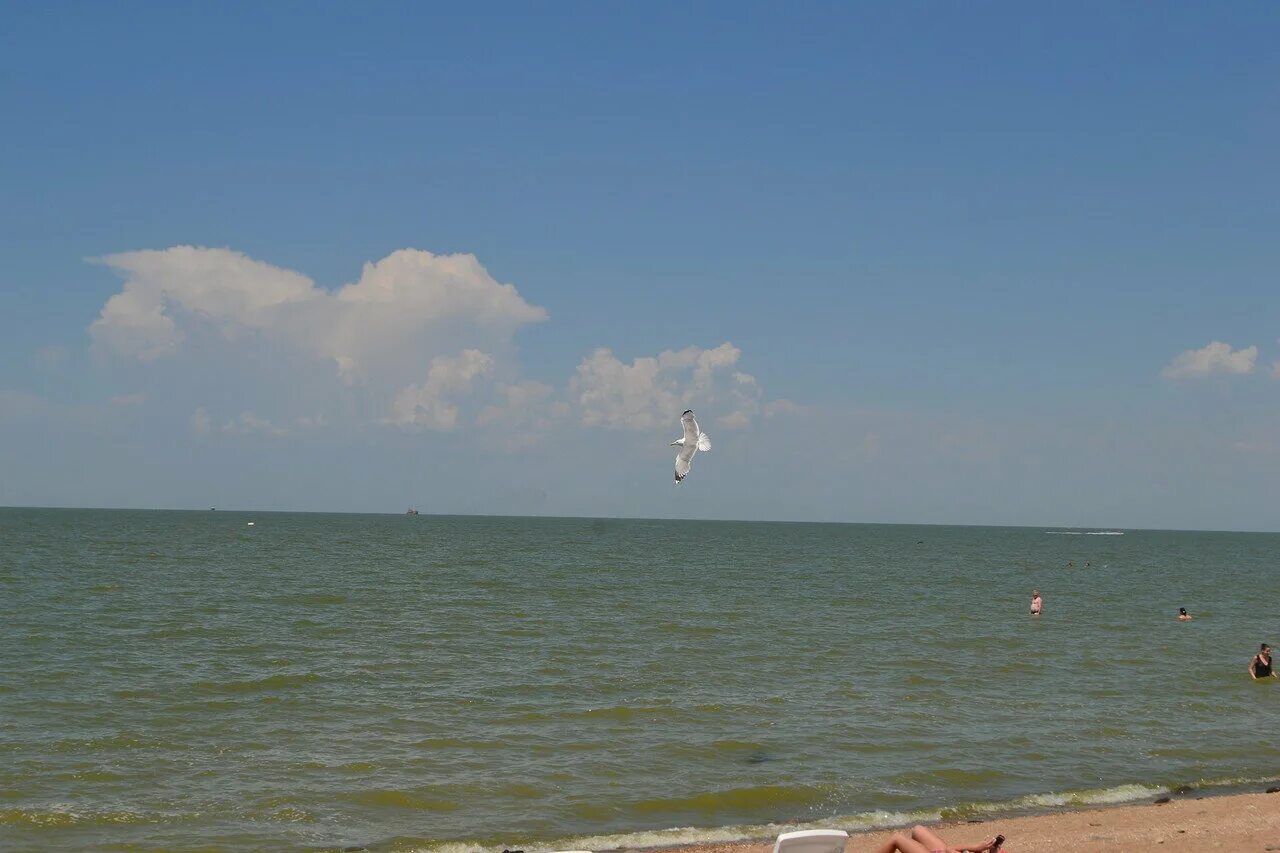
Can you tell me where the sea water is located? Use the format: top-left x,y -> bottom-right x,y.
2,509 -> 1278,852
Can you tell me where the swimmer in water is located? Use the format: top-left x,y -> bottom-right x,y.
1250,644 -> 1276,680
1030,590 -> 1042,616
1178,607 -> 1193,621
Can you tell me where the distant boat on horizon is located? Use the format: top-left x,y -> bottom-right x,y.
405,508 -> 420,516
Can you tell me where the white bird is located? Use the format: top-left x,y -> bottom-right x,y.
670,409 -> 711,483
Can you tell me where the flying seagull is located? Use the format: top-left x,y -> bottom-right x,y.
671,409 -> 711,483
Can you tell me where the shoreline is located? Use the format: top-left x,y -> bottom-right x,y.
628,788 -> 1280,853
537,777 -> 1280,853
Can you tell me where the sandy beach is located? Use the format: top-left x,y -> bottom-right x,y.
648,791 -> 1280,853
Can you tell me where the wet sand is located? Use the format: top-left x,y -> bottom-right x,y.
643,791 -> 1280,853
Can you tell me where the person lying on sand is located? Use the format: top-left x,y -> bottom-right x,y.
873,824 -> 1004,853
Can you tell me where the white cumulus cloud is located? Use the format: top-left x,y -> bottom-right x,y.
476,381 -> 570,448
571,342 -> 762,430
1161,341 -> 1257,379
477,380 -> 559,427
90,246 -> 314,361
221,411 -> 291,437
87,248 -> 782,446
89,246 -> 546,378
386,349 -> 494,430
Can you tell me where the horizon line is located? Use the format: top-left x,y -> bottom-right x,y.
2,504 -> 1277,536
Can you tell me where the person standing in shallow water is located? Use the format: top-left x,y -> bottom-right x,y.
1030,591 -> 1043,616
1250,644 -> 1276,680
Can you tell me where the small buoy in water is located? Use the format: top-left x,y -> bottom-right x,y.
247,522 -> 255,526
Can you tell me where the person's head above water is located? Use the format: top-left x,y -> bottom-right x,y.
1179,608 -> 1187,615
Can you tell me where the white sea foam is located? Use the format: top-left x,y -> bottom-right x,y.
925,782 -> 1167,818
1026,783 -> 1164,807
402,774 -> 1280,853
1044,530 -> 1124,535
419,844 -> 487,853
409,780 -> 1257,853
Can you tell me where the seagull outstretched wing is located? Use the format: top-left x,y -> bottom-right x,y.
674,443 -> 696,482
681,410 -> 699,444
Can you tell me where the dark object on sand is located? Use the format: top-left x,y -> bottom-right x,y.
1154,796 -> 1171,804
1267,786 -> 1280,793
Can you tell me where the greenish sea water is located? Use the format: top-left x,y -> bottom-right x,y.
2,509 -> 1279,852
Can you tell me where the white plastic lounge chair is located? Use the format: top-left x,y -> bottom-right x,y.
772,829 -> 849,853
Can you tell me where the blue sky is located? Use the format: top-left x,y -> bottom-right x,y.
2,3 -> 1279,529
